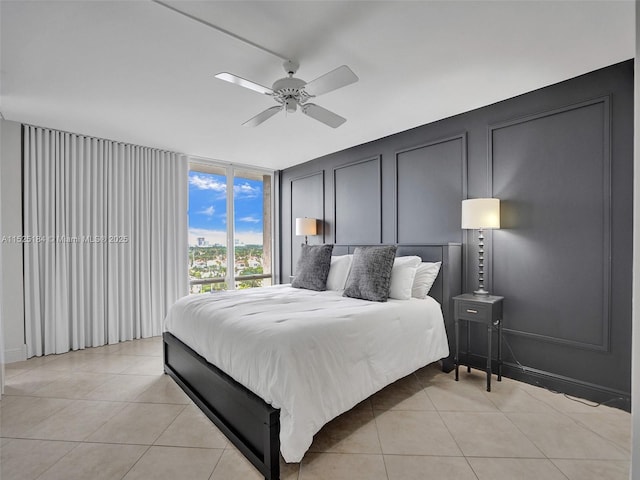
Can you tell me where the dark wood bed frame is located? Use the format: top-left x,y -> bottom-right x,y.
163,243 -> 461,480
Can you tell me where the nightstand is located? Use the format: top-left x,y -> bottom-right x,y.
453,293 -> 504,392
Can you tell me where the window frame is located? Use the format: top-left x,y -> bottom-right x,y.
188,156 -> 275,291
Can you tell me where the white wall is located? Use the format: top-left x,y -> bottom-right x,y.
0,119 -> 26,363
631,2 -> 639,479
1,119 -> 4,394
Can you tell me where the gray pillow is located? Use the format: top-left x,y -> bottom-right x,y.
291,244 -> 334,291
343,245 -> 398,302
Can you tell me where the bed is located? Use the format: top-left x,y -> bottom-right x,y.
163,243 -> 461,480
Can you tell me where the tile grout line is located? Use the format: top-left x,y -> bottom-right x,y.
423,392 -> 482,479
2,435 -> 232,451
500,410 -> 548,462
562,413 -> 632,455
32,437 -> 85,480
208,446 -> 229,480
118,444 -> 154,480
150,402 -> 190,448
463,456 -> 481,480
428,375 -> 563,479
504,407 -> 629,462
371,396 -> 391,480
429,394 -> 467,457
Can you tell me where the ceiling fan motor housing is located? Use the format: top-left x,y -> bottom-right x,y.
272,77 -> 307,112
272,77 -> 306,96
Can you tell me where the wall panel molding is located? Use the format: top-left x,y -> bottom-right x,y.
489,96 -> 611,352
290,171 -> 324,272
333,156 -> 382,244
394,134 -> 467,244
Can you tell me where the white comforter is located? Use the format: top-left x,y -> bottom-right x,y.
164,284 -> 449,462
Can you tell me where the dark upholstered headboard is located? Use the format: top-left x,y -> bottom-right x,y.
333,243 -> 462,369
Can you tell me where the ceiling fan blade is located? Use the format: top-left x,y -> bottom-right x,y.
215,72 -> 273,95
304,65 -> 358,97
242,106 -> 282,127
301,103 -> 346,128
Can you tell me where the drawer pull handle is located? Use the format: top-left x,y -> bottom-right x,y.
466,309 -> 478,314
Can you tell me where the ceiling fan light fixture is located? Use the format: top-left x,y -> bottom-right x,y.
285,98 -> 297,113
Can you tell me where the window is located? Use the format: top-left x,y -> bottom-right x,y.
188,161 -> 273,293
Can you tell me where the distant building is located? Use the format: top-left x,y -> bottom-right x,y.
197,237 -> 206,247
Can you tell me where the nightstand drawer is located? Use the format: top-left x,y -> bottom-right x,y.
456,301 -> 491,322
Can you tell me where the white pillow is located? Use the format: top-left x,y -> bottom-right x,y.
411,262 -> 442,298
326,254 -> 353,290
389,256 -> 421,300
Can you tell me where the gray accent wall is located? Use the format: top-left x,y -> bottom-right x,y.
333,156 -> 382,244
396,135 -> 466,244
491,98 -> 610,352
289,171 -> 324,273
279,60 -> 633,407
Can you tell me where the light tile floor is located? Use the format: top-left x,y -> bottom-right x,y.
0,336 -> 631,480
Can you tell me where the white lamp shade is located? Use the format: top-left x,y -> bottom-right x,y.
461,198 -> 500,229
295,217 -> 317,236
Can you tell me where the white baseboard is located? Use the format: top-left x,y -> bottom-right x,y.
4,344 -> 27,363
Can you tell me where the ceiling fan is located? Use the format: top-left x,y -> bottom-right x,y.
215,60 -> 358,128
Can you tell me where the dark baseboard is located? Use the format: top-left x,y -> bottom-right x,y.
461,353 -> 631,412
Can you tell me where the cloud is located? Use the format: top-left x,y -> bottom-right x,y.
198,205 -> 215,216
190,175 -> 227,192
234,182 -> 261,199
238,215 -> 260,223
189,174 -> 262,201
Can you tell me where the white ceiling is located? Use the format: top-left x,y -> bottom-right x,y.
1,1 -> 634,171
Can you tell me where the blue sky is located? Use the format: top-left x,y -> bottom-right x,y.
188,171 -> 264,246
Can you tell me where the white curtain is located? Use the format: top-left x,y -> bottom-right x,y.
23,125 -> 188,357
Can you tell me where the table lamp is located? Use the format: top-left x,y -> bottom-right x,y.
461,198 -> 500,296
295,217 -> 317,245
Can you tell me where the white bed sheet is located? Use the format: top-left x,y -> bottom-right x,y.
164,284 -> 449,462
